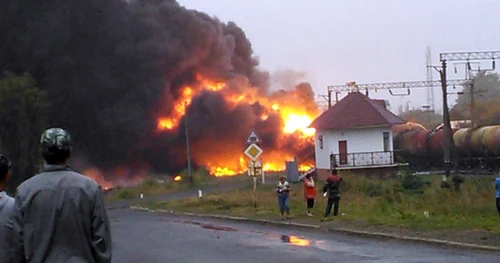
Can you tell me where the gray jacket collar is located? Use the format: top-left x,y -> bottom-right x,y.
42,165 -> 72,173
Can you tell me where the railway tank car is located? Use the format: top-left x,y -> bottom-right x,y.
392,122 -> 500,171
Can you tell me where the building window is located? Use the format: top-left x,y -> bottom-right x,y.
318,135 -> 323,149
383,132 -> 390,152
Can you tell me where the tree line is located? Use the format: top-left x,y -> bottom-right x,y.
0,72 -> 47,194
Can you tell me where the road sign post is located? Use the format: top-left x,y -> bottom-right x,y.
245,129 -> 263,208
252,176 -> 257,208
255,159 -> 264,184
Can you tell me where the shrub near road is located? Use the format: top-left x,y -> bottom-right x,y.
144,173 -> 500,234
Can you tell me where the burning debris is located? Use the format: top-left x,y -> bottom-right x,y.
80,165 -> 147,190
154,76 -> 318,176
0,0 -> 317,180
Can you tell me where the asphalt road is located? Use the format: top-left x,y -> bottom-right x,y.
109,209 -> 500,263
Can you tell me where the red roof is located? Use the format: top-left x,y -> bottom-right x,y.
309,92 -> 405,130
371,99 -> 387,109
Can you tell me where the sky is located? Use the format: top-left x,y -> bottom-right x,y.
177,0 -> 500,113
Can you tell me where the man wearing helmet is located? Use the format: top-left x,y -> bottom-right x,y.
11,128 -> 112,263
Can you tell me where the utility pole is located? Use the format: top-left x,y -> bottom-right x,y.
438,50 -> 499,177
327,90 -> 332,108
453,61 -> 479,128
184,101 -> 193,185
438,60 -> 453,178
469,78 -> 475,129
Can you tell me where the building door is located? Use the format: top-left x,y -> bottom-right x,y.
383,132 -> 390,152
338,140 -> 348,165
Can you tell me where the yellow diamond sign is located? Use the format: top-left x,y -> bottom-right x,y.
244,143 -> 263,161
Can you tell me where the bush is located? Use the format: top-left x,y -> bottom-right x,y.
116,189 -> 135,199
452,175 -> 465,191
141,178 -> 160,188
179,167 -> 210,186
363,181 -> 384,197
440,180 -> 452,189
396,172 -> 431,194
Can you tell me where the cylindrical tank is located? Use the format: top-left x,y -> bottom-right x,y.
392,122 -> 426,135
490,128 -> 500,155
470,127 -> 489,154
453,128 -> 471,154
392,122 -> 427,155
399,129 -> 421,154
428,129 -> 444,154
410,130 -> 429,156
480,125 -> 500,155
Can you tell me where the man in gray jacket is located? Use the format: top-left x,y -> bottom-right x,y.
12,128 -> 112,262
0,155 -> 14,262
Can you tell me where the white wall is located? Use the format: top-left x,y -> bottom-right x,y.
314,126 -> 393,169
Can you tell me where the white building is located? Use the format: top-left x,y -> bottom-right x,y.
309,92 -> 405,179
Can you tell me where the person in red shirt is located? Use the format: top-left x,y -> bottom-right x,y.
303,170 -> 316,216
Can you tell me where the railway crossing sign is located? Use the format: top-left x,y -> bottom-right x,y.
246,129 -> 261,144
244,143 -> 263,161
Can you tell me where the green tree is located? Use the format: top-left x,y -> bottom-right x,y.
474,98 -> 500,126
0,72 -> 48,194
399,109 -> 443,130
450,71 -> 500,123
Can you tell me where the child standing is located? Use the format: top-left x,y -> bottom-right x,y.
276,175 -> 292,220
303,172 -> 316,216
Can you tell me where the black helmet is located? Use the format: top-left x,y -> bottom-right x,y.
40,128 -> 71,159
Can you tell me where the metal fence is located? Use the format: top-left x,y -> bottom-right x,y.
332,151 -> 395,168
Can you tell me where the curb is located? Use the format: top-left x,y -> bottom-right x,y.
129,206 -> 320,229
129,206 -> 500,253
327,228 -> 500,252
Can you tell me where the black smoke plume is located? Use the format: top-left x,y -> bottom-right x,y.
0,0 -> 314,175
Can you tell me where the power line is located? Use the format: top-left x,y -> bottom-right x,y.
327,79 -> 468,93
440,51 -> 500,61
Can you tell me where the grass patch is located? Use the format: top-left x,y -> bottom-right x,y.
105,168 -> 208,202
142,172 -> 500,233
104,167 -> 249,203
105,178 -> 188,203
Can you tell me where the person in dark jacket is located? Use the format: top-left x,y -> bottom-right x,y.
12,128 -> 112,263
0,155 -> 14,262
322,168 -> 342,219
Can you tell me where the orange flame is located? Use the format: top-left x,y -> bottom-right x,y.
157,74 -> 318,176
289,236 -> 311,247
82,166 -> 147,189
82,167 -> 113,190
174,175 -> 182,182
